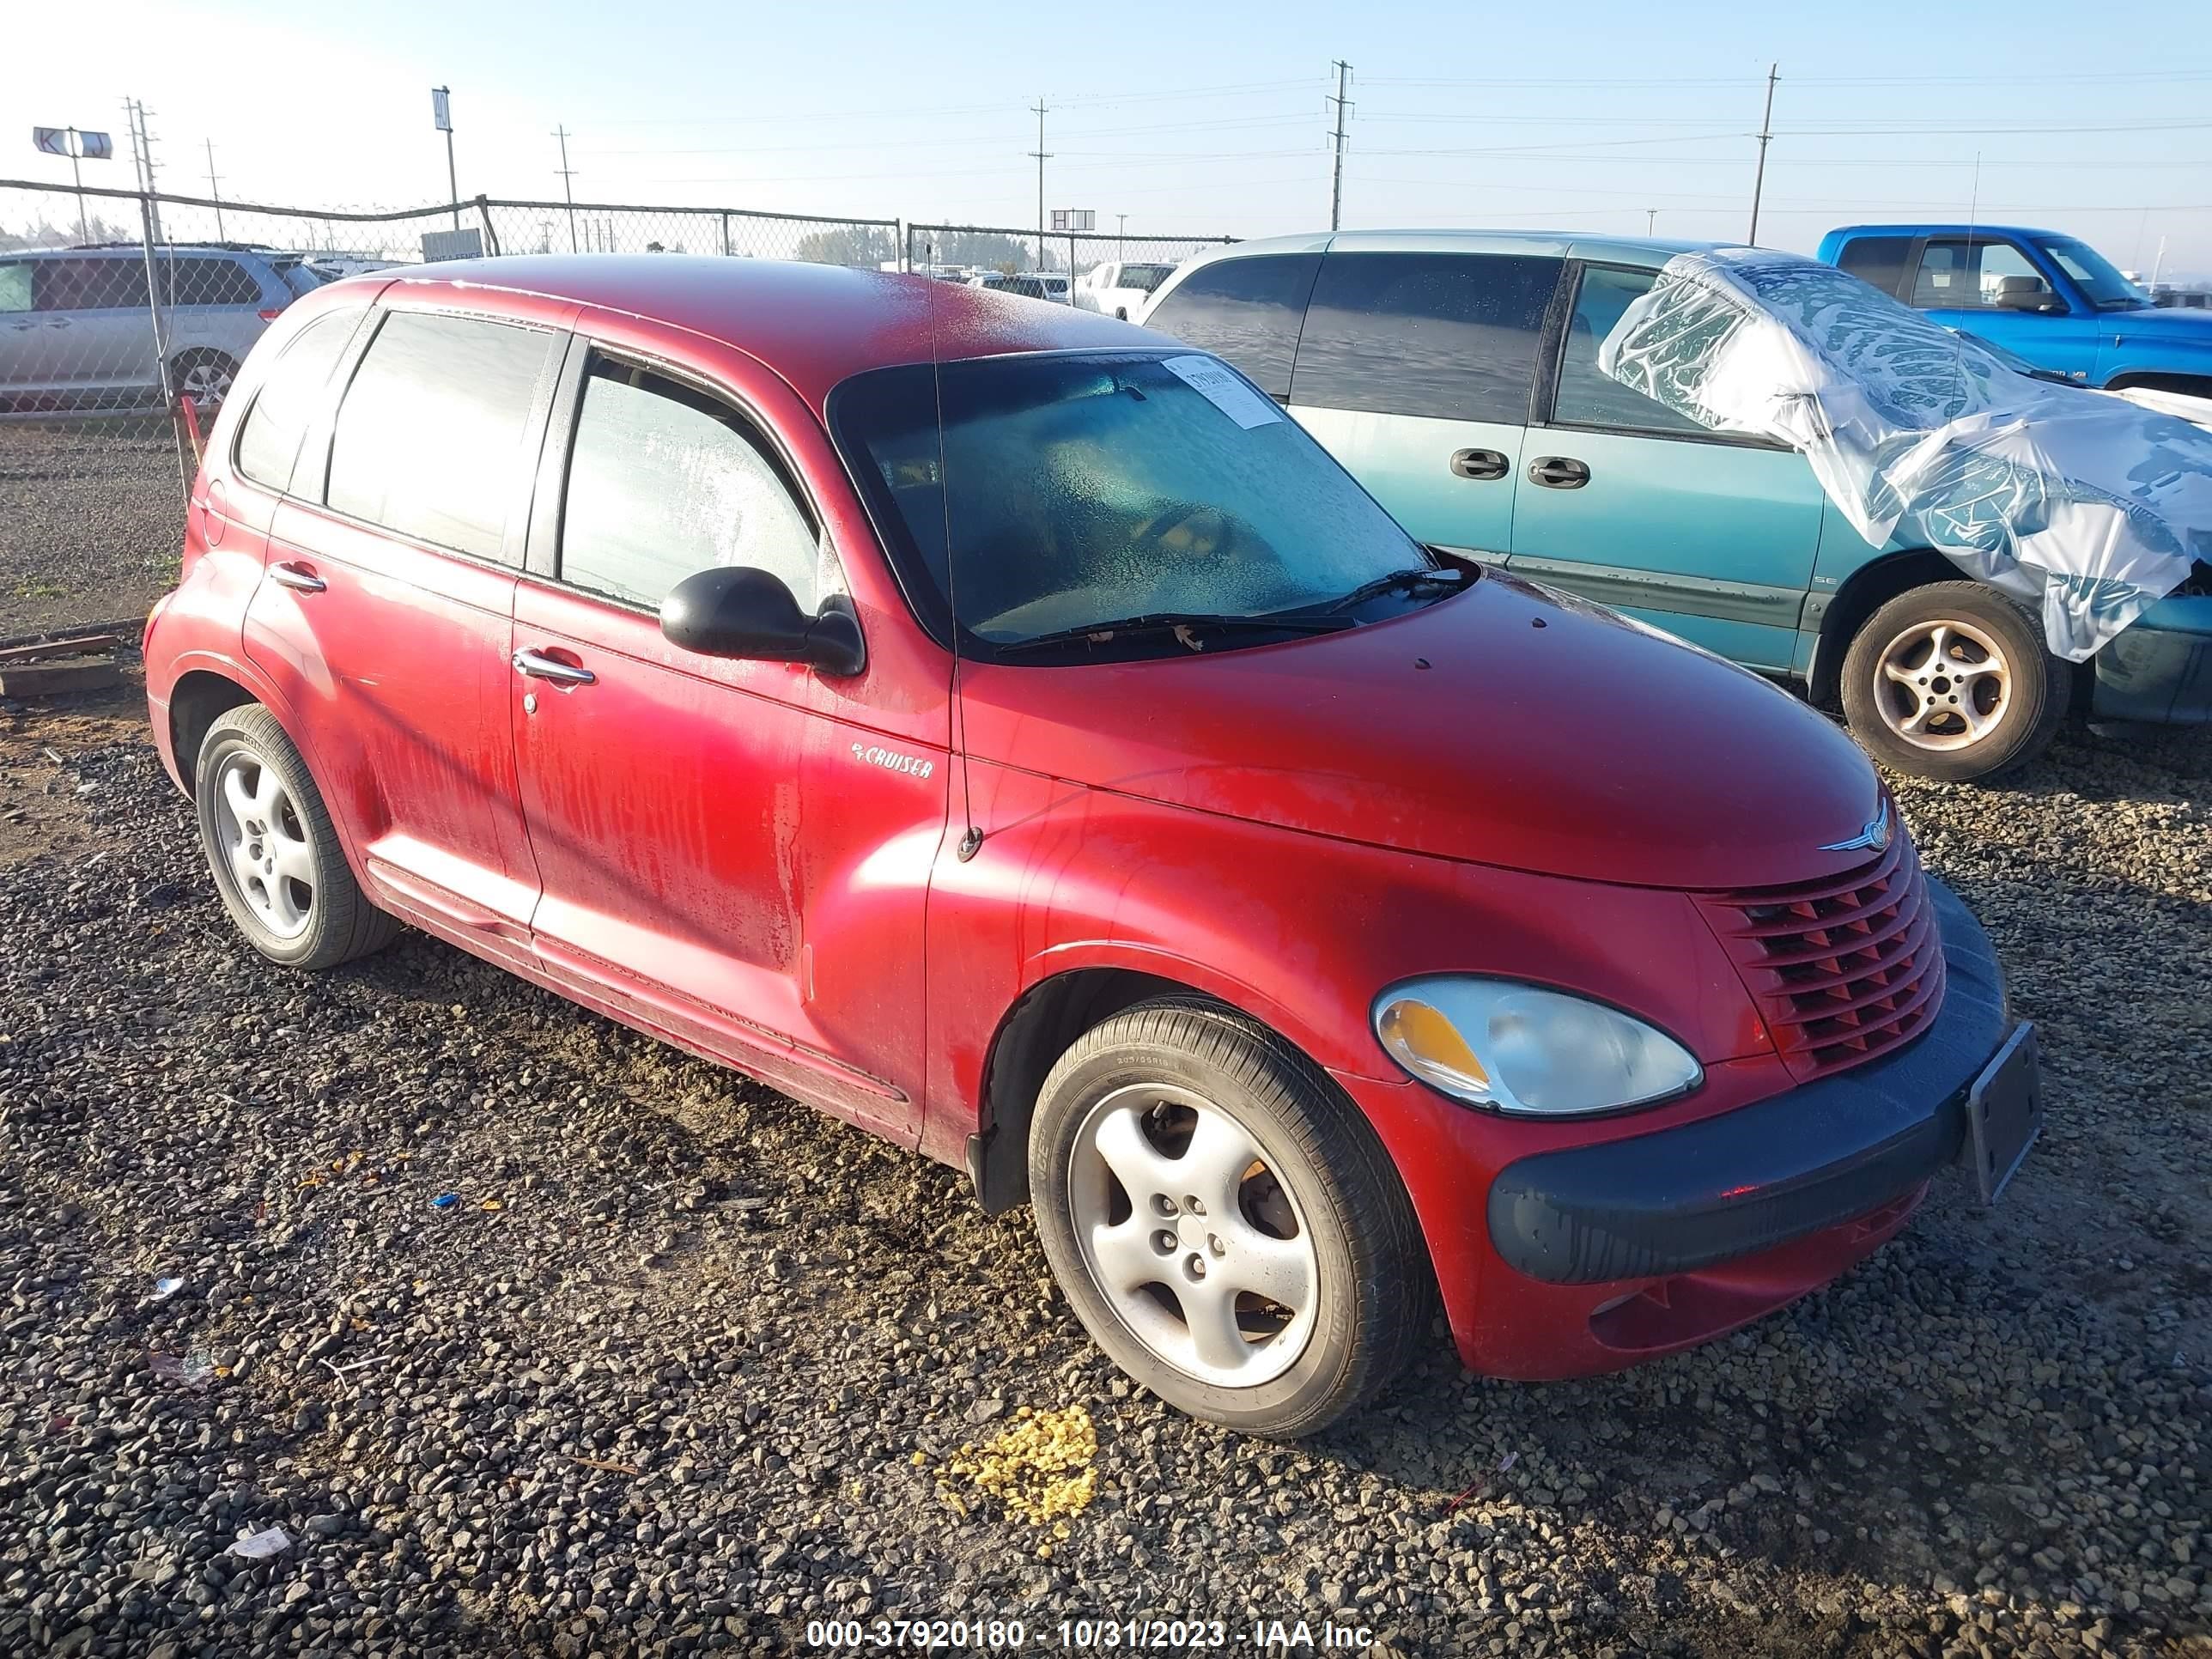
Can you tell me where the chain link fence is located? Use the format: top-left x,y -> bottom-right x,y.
903,222 -> 1235,313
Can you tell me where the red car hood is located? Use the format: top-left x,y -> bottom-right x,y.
957,571 -> 1887,890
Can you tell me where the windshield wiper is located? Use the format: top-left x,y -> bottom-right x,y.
991,610 -> 1353,659
1305,563 -> 1474,616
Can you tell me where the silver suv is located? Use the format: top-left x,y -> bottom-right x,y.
0,244 -> 323,413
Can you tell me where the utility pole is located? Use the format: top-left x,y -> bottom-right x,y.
1327,60 -> 1353,233
1747,62 -> 1778,246
125,99 -> 164,244
553,125 -> 578,252
1028,98 -> 1050,272
1646,208 -> 1658,234
1117,212 -> 1127,261
204,139 -> 225,240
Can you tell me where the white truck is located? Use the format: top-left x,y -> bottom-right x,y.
1074,260 -> 1176,320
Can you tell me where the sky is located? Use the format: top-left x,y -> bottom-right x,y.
7,0 -> 2210,279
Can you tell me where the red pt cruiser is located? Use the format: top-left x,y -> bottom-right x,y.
143,258 -> 2040,1435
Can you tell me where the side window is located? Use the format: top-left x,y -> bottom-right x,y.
326,311 -> 552,562
1141,253 -> 1322,399
234,313 -> 362,493
163,257 -> 266,308
558,358 -> 827,613
1551,264 -> 1710,437
0,263 -> 28,313
1910,240 -> 2050,311
1291,252 -> 1559,423
36,258 -> 150,312
1835,235 -> 1915,301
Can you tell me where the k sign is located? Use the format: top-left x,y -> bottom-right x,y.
33,127 -> 113,159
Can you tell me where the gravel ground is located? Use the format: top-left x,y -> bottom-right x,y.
3,672 -> 2209,1659
0,423 -> 184,638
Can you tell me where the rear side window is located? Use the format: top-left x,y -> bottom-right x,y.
234,313 -> 362,493
1292,252 -> 1559,423
161,257 -> 265,308
326,311 -> 553,562
1834,235 -> 1915,301
35,258 -> 151,312
1551,264 -> 1710,436
0,263 -> 27,313
1141,253 -> 1322,399
558,358 -> 826,612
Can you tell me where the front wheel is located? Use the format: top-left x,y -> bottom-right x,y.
1028,998 -> 1431,1437
1839,580 -> 2069,781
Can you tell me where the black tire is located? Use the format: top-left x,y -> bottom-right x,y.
1027,997 -> 1431,1437
170,349 -> 240,411
194,704 -> 398,970
1839,580 -> 2069,782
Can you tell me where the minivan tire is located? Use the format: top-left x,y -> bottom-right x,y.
1027,997 -> 1431,1437
195,705 -> 399,970
1840,580 -> 2069,782
171,349 -> 240,411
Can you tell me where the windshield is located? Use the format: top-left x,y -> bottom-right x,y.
2033,234 -> 2152,311
1121,264 -> 1172,294
832,350 -> 1426,658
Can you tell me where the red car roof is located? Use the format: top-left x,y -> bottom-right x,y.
370,254 -> 1163,410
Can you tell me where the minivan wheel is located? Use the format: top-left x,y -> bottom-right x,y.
1028,998 -> 1430,1437
195,705 -> 398,969
1839,580 -> 2068,781
170,349 -> 239,410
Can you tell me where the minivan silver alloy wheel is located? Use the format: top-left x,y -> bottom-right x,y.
1067,1084 -> 1318,1389
1874,617 -> 2014,751
177,358 -> 234,406
214,752 -> 316,939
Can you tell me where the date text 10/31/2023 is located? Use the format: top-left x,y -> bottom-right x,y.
802,1618 -> 1380,1650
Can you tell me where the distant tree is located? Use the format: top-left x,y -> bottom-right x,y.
793,225 -> 897,268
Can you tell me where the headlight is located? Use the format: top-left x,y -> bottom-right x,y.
1372,977 -> 1702,1117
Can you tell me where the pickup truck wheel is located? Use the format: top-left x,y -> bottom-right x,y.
195,705 -> 399,969
1840,580 -> 2068,781
1028,997 -> 1430,1437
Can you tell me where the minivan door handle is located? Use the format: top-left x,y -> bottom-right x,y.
512,648 -> 597,686
1449,447 -> 1510,482
266,561 -> 326,592
1528,456 -> 1592,489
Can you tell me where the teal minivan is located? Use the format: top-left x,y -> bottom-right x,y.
1139,232 -> 2212,781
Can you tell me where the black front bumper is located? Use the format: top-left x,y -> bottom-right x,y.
1488,878 -> 2013,1285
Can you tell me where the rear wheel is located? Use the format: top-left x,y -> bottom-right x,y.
1028,998 -> 1430,1436
195,705 -> 398,969
1840,581 -> 2068,781
170,349 -> 239,411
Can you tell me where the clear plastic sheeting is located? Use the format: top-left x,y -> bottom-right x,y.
1597,248 -> 2212,659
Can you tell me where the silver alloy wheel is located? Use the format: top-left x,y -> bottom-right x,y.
213,751 -> 316,939
1067,1083 -> 1318,1389
176,357 -> 234,406
1873,617 -> 2014,751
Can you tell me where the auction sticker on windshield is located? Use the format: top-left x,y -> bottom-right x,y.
1162,355 -> 1283,429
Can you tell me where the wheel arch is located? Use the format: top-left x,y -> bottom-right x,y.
1809,548 -> 1962,708
168,668 -> 260,797
2101,369 -> 2212,398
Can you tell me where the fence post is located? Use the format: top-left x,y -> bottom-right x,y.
899,221 -> 908,273
720,211 -> 732,258
475,196 -> 500,256
137,190 -> 189,501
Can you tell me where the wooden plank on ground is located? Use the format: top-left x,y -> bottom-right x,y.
0,635 -> 122,665
0,660 -> 124,698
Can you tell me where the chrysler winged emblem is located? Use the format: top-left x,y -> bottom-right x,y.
1820,799 -> 1892,854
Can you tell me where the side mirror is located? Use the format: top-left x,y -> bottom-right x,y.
659,566 -> 866,677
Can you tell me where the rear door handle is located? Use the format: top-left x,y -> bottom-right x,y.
1449,447 -> 1510,482
512,648 -> 596,686
267,561 -> 325,592
1528,456 -> 1591,489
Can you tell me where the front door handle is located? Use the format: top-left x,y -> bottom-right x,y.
512,648 -> 596,686
1449,447 -> 1510,482
267,561 -> 325,592
1528,455 -> 1591,489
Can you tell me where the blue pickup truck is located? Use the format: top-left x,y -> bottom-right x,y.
1819,224 -> 2212,394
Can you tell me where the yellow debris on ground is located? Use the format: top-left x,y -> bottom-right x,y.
934,1405 -> 1097,1528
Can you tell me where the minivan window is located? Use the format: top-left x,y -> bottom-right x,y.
559,359 -> 827,613
1140,254 -> 1322,399
37,258 -> 152,312
234,312 -> 362,493
833,351 -> 1425,657
0,263 -> 27,313
325,311 -> 551,562
1291,252 -> 1559,424
1834,235 -> 1915,301
1551,265 -> 1709,436
162,256 -> 264,308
